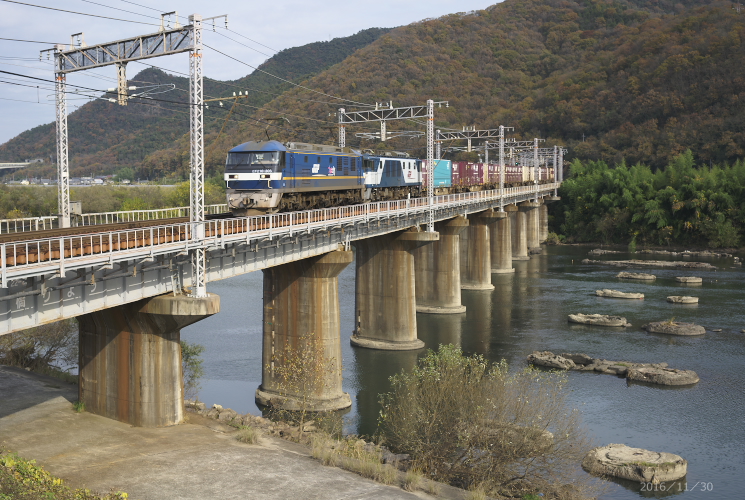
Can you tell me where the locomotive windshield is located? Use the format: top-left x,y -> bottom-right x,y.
226,151 -> 283,171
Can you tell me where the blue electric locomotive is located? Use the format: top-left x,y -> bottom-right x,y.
225,140 -> 363,214
224,140 -> 423,214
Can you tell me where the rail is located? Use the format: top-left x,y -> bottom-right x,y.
0,204 -> 229,234
1,184 -> 558,286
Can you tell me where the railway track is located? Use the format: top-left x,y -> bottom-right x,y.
1,184 -> 557,269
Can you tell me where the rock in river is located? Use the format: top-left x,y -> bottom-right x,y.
643,321 -> 705,336
527,351 -> 699,386
568,313 -> 631,327
667,296 -> 698,304
626,366 -> 700,385
596,289 -> 644,299
582,444 -> 688,483
616,271 -> 656,280
676,276 -> 702,283
527,351 -> 575,370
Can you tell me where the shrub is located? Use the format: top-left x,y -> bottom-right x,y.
378,345 -> 596,499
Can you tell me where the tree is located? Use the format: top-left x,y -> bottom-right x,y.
378,345 -> 596,499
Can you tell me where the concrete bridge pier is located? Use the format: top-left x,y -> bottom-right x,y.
539,202 -> 549,243
78,293 -> 220,427
507,205 -> 529,261
540,196 -> 560,244
489,211 -> 514,274
257,249 -> 353,411
523,201 -> 541,254
352,229 -> 438,350
460,209 -> 499,290
414,216 -> 469,314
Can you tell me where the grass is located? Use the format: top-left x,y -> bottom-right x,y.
310,434 -> 400,486
235,426 -> 259,445
0,447 -> 128,499
72,401 -> 85,413
402,468 -> 423,491
466,485 -> 488,500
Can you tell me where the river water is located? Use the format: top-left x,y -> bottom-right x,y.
181,245 -> 745,499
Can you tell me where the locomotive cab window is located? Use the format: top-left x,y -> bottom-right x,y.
226,151 -> 283,172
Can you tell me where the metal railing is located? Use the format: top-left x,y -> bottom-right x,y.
0,216 -> 59,234
1,184 -> 558,286
0,204 -> 228,234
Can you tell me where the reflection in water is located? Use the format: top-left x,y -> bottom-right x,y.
351,347 -> 419,438
418,313 -> 462,348
460,290 -> 492,355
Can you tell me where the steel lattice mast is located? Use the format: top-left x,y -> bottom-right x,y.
189,14 -> 206,298
54,69 -> 70,228
426,99 -> 434,232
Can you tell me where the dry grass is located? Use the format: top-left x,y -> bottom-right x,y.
235,426 -> 259,444
402,468 -> 423,491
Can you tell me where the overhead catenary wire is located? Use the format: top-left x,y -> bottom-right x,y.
0,37 -> 68,44
0,0 -> 159,25
203,42 -> 375,108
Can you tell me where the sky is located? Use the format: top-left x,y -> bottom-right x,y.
0,0 -> 499,147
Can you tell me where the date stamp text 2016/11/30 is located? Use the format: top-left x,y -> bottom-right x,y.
640,482 -> 714,492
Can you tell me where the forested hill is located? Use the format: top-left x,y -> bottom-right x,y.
0,27 -> 392,179
142,0 -> 742,179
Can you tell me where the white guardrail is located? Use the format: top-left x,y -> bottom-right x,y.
0,204 -> 229,234
1,185 -> 558,286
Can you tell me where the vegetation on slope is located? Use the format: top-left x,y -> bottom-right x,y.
164,0 -> 743,171
553,150 -> 745,248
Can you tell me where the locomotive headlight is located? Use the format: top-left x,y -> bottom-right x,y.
260,174 -> 270,179
228,175 -> 237,179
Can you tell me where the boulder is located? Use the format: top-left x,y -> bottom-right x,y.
568,313 -> 630,327
560,352 -> 594,366
676,276 -> 702,283
617,271 -> 656,280
596,289 -> 645,299
626,367 -> 700,386
588,249 -> 622,255
667,296 -> 698,304
217,408 -> 238,422
527,351 -> 575,370
582,444 -> 687,483
643,321 -> 705,336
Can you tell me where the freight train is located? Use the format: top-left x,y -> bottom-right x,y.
224,140 -> 553,214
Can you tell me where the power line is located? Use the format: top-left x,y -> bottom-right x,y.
0,36 -> 67,44
0,0 -> 158,25
79,0 -> 160,21
203,43 -> 375,108
210,28 -> 273,58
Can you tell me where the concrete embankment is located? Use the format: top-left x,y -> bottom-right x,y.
0,366 -> 444,500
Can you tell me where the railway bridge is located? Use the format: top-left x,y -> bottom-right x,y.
0,183 -> 559,427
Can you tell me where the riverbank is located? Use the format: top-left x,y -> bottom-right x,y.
0,365 -> 471,500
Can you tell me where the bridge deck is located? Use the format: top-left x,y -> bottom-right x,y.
0,183 -> 558,335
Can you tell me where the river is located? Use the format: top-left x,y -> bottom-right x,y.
181,245 -> 745,499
